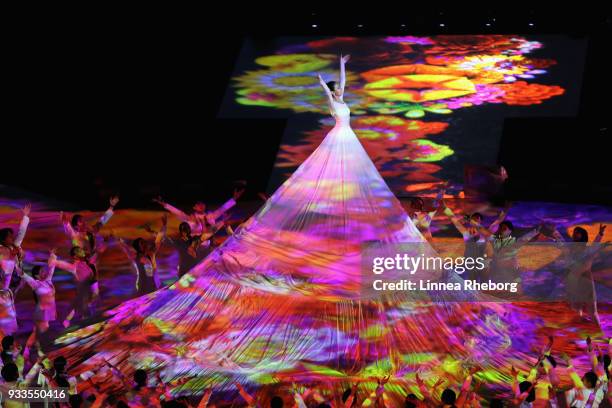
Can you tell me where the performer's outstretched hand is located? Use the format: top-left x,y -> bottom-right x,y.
599,224 -> 607,236
22,202 -> 31,216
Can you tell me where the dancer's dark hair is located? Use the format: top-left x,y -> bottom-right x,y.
583,371 -> 598,388
53,356 -> 68,374
271,396 -> 284,408
1,335 -> 14,350
0,228 -> 13,244
519,381 -> 536,402
132,238 -> 145,254
573,227 -> 589,242
134,369 -> 147,389
179,222 -> 191,236
410,197 -> 425,211
499,221 -> 514,233
471,212 -> 483,222
1,363 -> 19,382
71,214 -> 83,229
342,388 -> 352,403
441,389 -> 456,405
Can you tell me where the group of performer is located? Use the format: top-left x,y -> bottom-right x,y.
0,188 -> 245,355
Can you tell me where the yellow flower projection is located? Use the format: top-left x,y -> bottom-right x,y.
362,64 -> 477,103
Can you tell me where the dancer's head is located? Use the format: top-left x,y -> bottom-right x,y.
498,221 -> 514,238
31,265 -> 50,281
405,394 -> 418,408
189,236 -> 202,251
0,337 -> 15,366
71,214 -> 85,231
1,335 -> 14,352
70,246 -> 87,260
582,371 -> 598,389
193,202 -> 207,214
270,396 -> 284,408
53,356 -> 67,374
342,389 -> 352,404
469,212 -> 483,225
409,197 -> 425,212
179,222 -> 191,238
132,238 -> 146,255
0,228 -> 15,246
519,381 -> 536,402
134,369 -> 147,388
441,389 -> 456,406
326,81 -> 342,99
572,227 -> 589,243
1,363 -> 19,382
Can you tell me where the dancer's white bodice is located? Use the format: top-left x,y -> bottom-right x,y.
331,100 -> 351,128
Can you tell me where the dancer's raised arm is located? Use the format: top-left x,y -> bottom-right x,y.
94,196 -> 119,231
117,238 -> 137,261
489,203 -> 511,233
153,196 -> 189,221
318,74 -> 334,103
49,253 -> 76,275
15,203 -> 31,246
340,54 -> 350,94
206,188 -> 243,225
442,203 -> 469,237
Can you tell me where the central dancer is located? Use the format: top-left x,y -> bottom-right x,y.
317,54 -> 352,146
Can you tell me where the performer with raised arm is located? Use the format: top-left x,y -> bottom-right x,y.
16,251 -> 57,359
552,224 -> 607,324
50,246 -> 98,327
117,214 -> 167,295
486,221 -> 542,288
60,195 -> 118,303
317,54 -> 350,116
0,203 -> 30,336
60,195 -> 119,255
406,184 -> 448,241
164,219 -> 226,278
153,187 -> 243,236
443,202 -> 510,280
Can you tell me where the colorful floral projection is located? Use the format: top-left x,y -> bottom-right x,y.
231,36 -> 565,194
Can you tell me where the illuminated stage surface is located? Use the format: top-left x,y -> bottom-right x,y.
1,194 -> 610,405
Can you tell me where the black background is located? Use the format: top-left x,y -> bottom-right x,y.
4,6 -> 610,209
